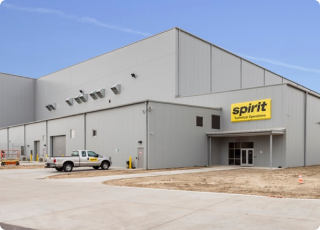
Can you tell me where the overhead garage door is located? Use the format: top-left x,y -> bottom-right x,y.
52,135 -> 66,157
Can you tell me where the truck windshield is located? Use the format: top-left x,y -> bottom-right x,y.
71,151 -> 79,156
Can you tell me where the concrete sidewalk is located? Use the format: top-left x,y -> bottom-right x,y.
49,166 -> 239,183
0,167 -> 320,230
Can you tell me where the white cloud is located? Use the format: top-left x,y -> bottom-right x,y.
2,3 -> 151,36
239,54 -> 320,74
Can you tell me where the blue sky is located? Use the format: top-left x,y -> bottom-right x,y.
0,0 -> 320,92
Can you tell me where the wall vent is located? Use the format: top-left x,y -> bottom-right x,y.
45,103 -> 56,111
111,84 -> 121,95
89,91 -> 98,100
66,98 -> 73,106
74,95 -> 82,104
96,88 -> 105,98
79,94 -> 88,103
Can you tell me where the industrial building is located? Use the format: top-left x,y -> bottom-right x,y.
0,28 -> 319,169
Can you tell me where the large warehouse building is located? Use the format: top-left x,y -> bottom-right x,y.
0,28 -> 319,169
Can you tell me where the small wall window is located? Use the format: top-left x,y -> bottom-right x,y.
92,129 -> 97,137
196,116 -> 203,127
70,129 -> 75,139
212,115 -> 220,129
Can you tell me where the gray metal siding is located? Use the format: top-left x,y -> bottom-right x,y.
8,126 -> 24,151
47,115 -> 84,156
241,60 -> 264,88
0,73 -> 35,128
35,30 -> 176,120
306,94 -> 320,165
0,129 -> 7,151
176,84 -> 285,131
211,46 -> 241,92
148,102 -> 221,169
285,86 -> 305,167
179,31 -> 211,96
265,71 -> 282,86
85,103 -> 146,168
25,122 -> 46,160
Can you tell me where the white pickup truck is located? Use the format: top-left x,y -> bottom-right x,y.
45,150 -> 112,172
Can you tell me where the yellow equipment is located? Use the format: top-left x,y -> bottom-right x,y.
1,150 -> 20,166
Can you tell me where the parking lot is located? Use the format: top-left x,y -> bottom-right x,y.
1,167 -> 320,230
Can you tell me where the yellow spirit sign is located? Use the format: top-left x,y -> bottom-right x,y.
231,99 -> 271,122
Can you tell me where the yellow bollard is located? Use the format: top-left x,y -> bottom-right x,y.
37,154 -> 38,162
30,154 -> 32,162
129,156 -> 132,169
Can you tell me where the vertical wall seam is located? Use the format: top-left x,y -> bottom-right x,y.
304,92 -> 307,166
210,45 -> 212,93
146,101 -> 149,169
178,29 -> 181,97
177,29 -> 180,97
264,69 -> 266,86
7,128 -> 9,151
240,59 -> 242,89
46,120 -> 48,157
84,114 -> 86,150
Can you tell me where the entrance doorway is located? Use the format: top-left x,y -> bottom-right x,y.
228,142 -> 254,166
241,149 -> 254,166
137,148 -> 144,168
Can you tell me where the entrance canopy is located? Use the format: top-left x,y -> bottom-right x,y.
206,128 -> 285,137
206,128 -> 285,169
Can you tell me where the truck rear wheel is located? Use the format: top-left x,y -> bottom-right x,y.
63,162 -> 73,172
55,167 -> 63,172
101,161 -> 110,170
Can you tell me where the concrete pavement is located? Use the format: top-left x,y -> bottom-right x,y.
0,167 -> 320,230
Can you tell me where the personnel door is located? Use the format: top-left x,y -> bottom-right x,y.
137,148 -> 144,168
241,149 -> 254,167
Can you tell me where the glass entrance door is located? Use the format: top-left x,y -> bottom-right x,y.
241,149 -> 254,166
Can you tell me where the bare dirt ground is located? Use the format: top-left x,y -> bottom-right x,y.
47,167 -> 204,179
104,165 -> 320,199
0,165 -> 44,170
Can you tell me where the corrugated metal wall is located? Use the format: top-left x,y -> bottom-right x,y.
241,60 -> 264,88
306,94 -> 320,165
47,115 -> 84,156
178,31 -> 286,97
211,46 -> 241,92
179,31 -> 211,95
0,129 -> 7,151
265,71 -> 282,85
285,86 -> 305,167
35,29 -> 176,120
86,103 -> 146,168
176,84 -> 286,132
0,73 -> 35,128
8,126 -> 24,151
25,122 -> 46,160
148,101 -> 221,169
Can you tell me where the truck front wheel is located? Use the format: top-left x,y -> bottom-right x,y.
101,161 -> 110,170
93,166 -> 100,170
63,162 -> 73,172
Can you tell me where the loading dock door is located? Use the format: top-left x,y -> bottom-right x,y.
52,136 -> 66,157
